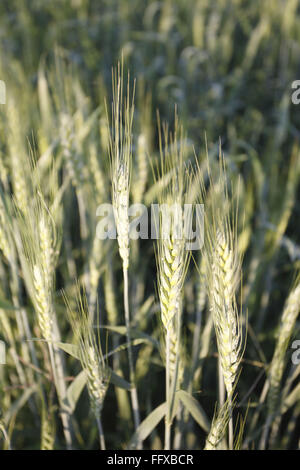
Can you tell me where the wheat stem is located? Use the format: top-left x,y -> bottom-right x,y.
96,416 -> 106,450
123,267 -> 141,439
48,343 -> 72,449
165,327 -> 171,450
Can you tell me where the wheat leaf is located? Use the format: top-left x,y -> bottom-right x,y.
177,390 -> 209,432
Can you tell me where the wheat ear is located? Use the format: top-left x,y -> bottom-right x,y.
211,228 -> 242,396
107,63 -> 141,440
198,154 -> 244,449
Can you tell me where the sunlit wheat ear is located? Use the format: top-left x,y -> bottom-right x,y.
154,118 -> 191,449
107,63 -> 135,271
33,264 -> 53,341
39,212 -> 56,290
267,277 -> 300,416
211,227 -> 243,395
157,194 -> 189,389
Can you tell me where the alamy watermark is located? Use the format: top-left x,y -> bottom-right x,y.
291,339 -> 300,365
291,80 -> 300,104
96,203 -> 204,250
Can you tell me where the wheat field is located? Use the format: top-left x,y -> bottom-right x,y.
0,0 -> 299,451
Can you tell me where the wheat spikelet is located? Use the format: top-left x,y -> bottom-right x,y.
267,278 -> 300,416
211,228 -> 242,395
39,215 -> 55,290
113,162 -> 130,270
158,225 -> 186,386
33,264 -> 53,341
159,233 -> 185,329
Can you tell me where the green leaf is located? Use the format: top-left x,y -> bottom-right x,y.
66,370 -> 87,413
104,339 -> 151,359
55,342 -> 80,360
0,297 -> 18,310
128,402 -> 167,449
109,368 -> 131,390
53,343 -> 131,390
101,325 -> 159,348
177,390 -> 209,432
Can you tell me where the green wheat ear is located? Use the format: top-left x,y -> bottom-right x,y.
197,153 -> 244,397
64,284 -> 109,418
12,168 -> 58,342
154,115 -> 193,449
107,62 -> 135,271
155,119 -> 191,384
